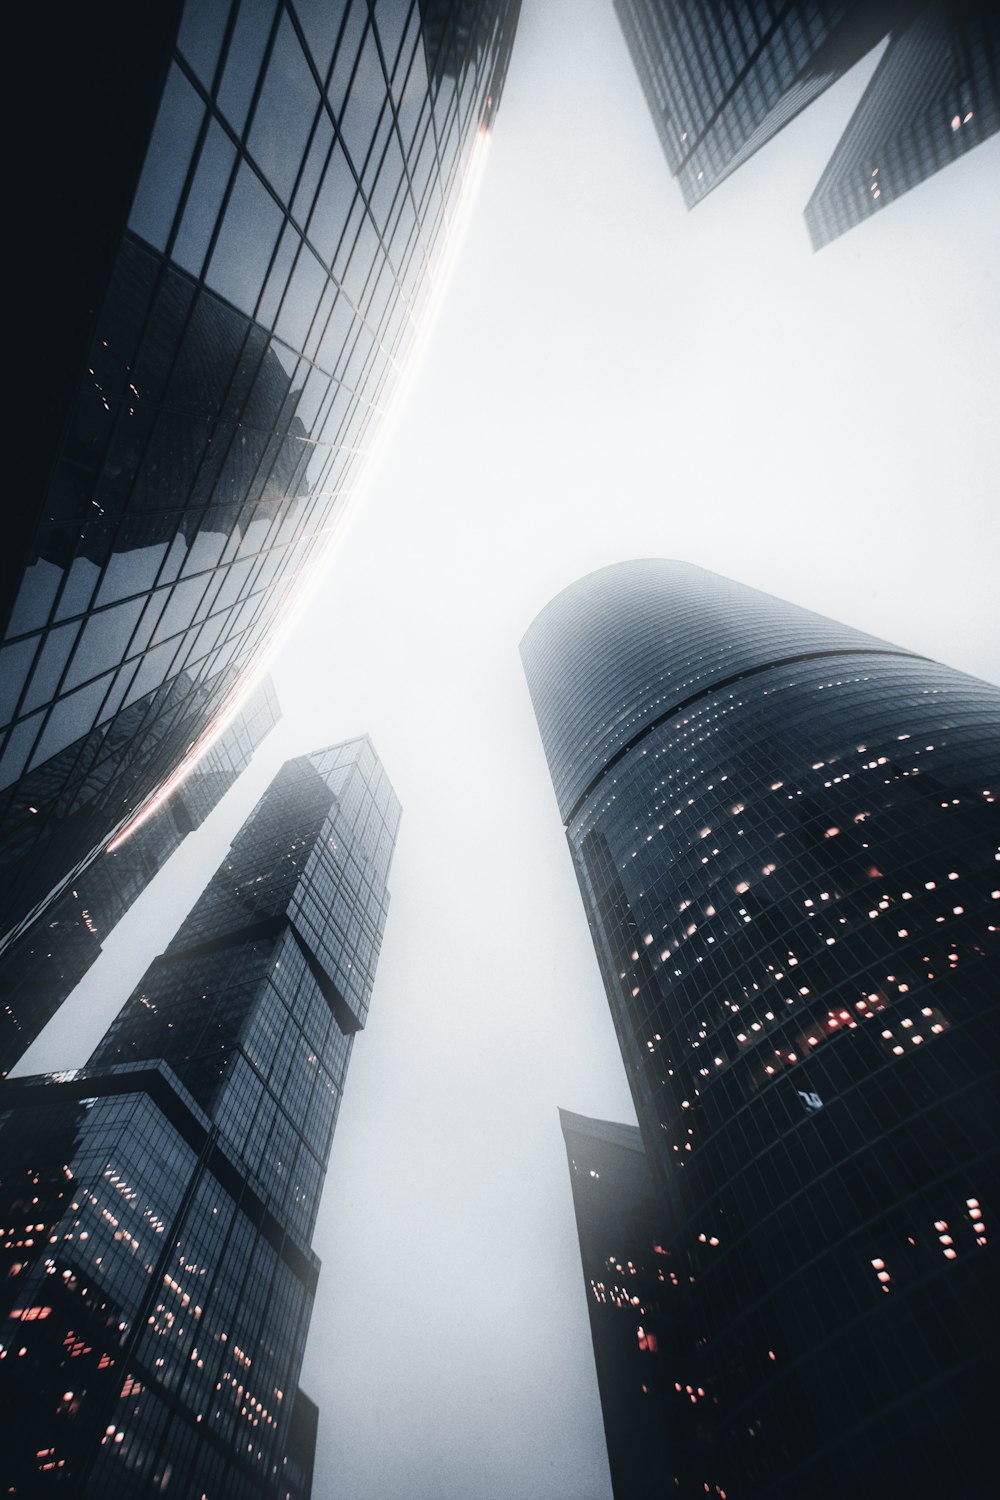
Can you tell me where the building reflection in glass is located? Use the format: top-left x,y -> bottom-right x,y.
1,0 -> 520,952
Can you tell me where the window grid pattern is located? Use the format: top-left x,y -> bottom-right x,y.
524,562 -> 1000,1496
0,1086 -> 315,1497
0,677 -> 280,1080
612,0 -> 883,206
0,0 -> 519,954
0,737 -> 399,1491
805,5 -> 1000,249
91,738 -> 400,1233
520,558 -> 913,824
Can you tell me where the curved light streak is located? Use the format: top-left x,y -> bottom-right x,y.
107,126 -> 495,852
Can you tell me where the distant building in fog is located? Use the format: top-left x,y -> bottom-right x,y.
1,0 -> 520,955
524,560 -> 999,1497
0,677 -> 279,1079
613,0 -> 899,207
0,736 -> 399,1496
614,0 -> 999,247
805,3 -> 1000,247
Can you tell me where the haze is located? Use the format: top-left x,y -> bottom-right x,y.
14,2 -> 999,1495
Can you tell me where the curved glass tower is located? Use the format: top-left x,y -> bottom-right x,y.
522,560 -> 999,1498
0,0 -> 520,954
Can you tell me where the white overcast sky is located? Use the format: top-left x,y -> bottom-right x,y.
15,2 -> 1000,1496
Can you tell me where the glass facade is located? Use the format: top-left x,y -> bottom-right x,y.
805,3 -> 1000,248
282,1389 -> 318,1500
614,0 -> 998,245
523,561 -> 1000,1497
560,1110 -> 681,1498
612,1 -> 897,207
0,0 -> 520,954
0,736 -> 400,1495
0,678 -> 280,1080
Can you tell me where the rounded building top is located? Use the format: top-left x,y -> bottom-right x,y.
519,560 -> 914,823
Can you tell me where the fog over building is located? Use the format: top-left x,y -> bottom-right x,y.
1,0 -> 520,955
0,677 -> 280,1079
1,3 -> 996,1497
614,0 -> 1000,244
612,1 -> 904,207
523,560 -> 999,1497
0,736 -> 400,1496
805,3 -> 1000,247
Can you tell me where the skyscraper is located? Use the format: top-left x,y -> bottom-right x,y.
614,1 -> 999,247
523,561 -> 999,1498
0,736 -> 400,1495
805,3 -> 1000,248
559,1109 -> 680,1499
1,0 -> 520,953
0,677 -> 280,1080
613,1 -> 901,207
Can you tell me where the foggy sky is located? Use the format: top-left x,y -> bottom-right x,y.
14,2 -> 1000,1496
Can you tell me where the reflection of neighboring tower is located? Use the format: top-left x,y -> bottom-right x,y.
0,677 -> 279,1078
0,736 -> 400,1495
613,1 -> 902,206
806,3 -> 1000,247
1,0 -> 521,952
523,561 -> 1000,1498
559,1110 -> 688,1499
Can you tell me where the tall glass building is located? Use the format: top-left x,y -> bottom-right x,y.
805,3 -> 1000,248
523,561 -> 999,1498
0,676 -> 280,1080
559,1109 -> 680,1499
613,0 -> 900,207
0,736 -> 400,1496
1,0 -> 519,954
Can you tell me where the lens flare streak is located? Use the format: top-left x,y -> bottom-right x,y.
106,128 -> 495,852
